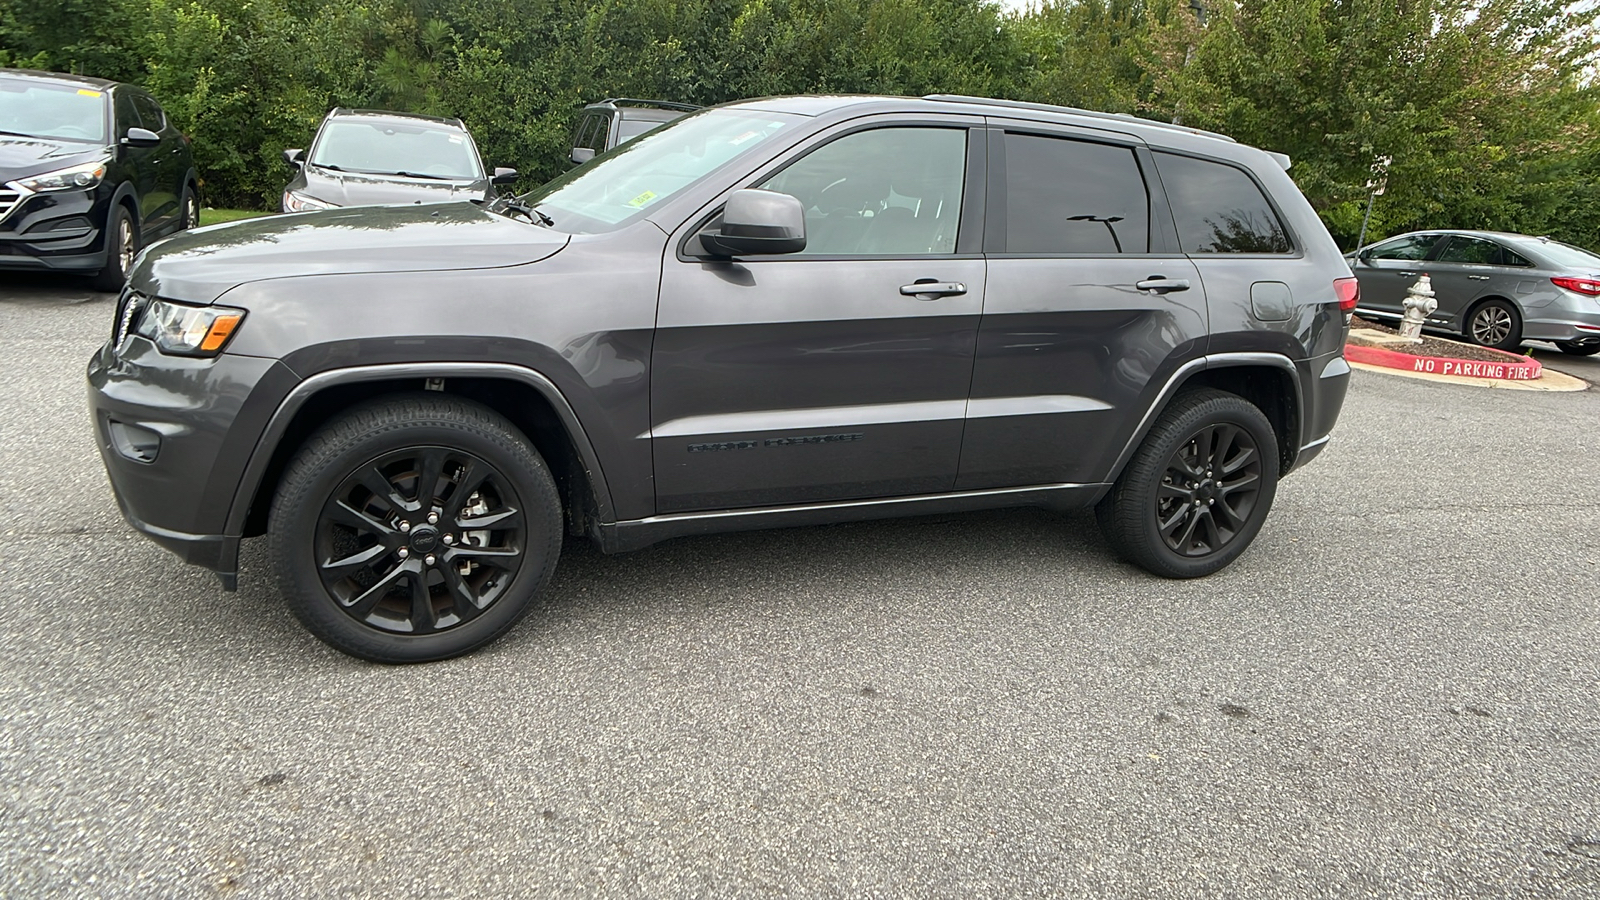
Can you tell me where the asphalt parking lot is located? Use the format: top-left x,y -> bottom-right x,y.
3,274 -> 1598,898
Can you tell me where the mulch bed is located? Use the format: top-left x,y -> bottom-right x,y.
1348,316 -> 1529,364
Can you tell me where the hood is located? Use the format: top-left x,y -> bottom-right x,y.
0,136 -> 108,182
294,166 -> 490,207
131,202 -> 569,305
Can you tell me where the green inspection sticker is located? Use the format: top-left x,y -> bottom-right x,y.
627,190 -> 658,208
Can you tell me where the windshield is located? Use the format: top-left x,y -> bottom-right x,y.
1518,238 -> 1600,271
523,108 -> 800,233
310,118 -> 483,180
0,77 -> 108,143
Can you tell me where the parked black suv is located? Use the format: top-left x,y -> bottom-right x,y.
282,108 -> 515,212
1,68 -> 198,289
569,98 -> 699,164
89,95 -> 1355,663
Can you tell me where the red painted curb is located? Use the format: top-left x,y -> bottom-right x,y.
1344,341 -> 1542,380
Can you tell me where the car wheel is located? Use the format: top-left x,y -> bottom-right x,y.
91,205 -> 138,292
1463,299 -> 1523,351
267,394 -> 563,663
179,187 -> 199,231
1095,388 -> 1279,579
1556,341 -> 1600,357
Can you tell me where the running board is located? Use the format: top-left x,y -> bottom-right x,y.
595,482 -> 1111,553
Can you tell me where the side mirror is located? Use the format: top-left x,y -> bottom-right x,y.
569,147 -> 595,166
698,189 -> 807,257
121,127 -> 160,148
282,148 -> 304,167
491,167 -> 518,185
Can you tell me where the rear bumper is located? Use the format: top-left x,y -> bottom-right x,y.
1288,350 -> 1349,475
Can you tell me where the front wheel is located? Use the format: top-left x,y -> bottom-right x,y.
267,395 -> 563,662
1096,389 -> 1279,579
91,204 -> 138,292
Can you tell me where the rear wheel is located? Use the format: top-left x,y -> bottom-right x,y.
1556,341 -> 1600,357
91,204 -> 138,292
1464,299 -> 1523,351
268,395 -> 563,663
1096,389 -> 1279,579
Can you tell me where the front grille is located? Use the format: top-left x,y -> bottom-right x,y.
0,187 -> 22,223
114,289 -> 147,348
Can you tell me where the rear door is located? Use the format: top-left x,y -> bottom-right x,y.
651,118 -> 986,512
957,122 -> 1208,490
1427,235 -> 1506,328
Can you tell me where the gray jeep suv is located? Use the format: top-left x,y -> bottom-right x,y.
88,95 -> 1355,663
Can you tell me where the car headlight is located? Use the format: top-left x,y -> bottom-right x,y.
133,298 -> 246,357
282,190 -> 335,212
14,159 -> 109,192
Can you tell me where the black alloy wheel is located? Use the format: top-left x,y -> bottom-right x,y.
1096,388 -> 1279,578
1464,299 -> 1522,351
315,447 -> 526,635
269,395 -> 562,662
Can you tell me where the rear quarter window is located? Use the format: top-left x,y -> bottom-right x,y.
1156,152 -> 1291,254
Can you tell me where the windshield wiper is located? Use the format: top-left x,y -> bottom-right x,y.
390,170 -> 457,181
486,194 -> 554,226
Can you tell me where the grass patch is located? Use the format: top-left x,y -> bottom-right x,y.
200,208 -> 274,226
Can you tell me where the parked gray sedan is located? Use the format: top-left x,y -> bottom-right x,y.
1349,230 -> 1600,354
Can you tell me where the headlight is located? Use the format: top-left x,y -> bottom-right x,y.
282,190 -> 335,212
14,159 -> 109,192
133,299 -> 246,357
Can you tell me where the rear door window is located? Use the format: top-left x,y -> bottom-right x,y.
1436,236 -> 1502,265
1156,152 -> 1291,253
1001,133 -> 1149,254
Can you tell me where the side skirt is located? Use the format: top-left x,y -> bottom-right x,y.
595,482 -> 1111,553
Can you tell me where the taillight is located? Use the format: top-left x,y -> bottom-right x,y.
1333,277 -> 1360,312
1551,276 -> 1600,295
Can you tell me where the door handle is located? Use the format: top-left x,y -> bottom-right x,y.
1135,277 -> 1190,294
899,281 -> 966,299
1397,270 -> 1420,277
1468,274 -> 1490,281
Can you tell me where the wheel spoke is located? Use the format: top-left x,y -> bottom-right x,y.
443,460 -> 491,519
1219,471 -> 1260,496
440,564 -> 486,624
446,545 -> 521,571
344,560 -> 413,617
1157,482 -> 1190,501
1210,424 -> 1237,468
326,499 -> 397,537
414,449 -> 447,508
1220,444 -> 1256,476
1158,504 -> 1190,538
321,543 -> 388,578
457,506 -> 521,530
1211,498 -> 1243,532
1174,506 -> 1203,550
408,570 -> 436,633
359,466 -> 416,515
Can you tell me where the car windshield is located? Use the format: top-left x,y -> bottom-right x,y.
0,77 -> 108,143
310,118 -> 482,180
523,108 -> 800,233
1518,238 -> 1600,271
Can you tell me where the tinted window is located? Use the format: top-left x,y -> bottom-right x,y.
0,78 -> 109,143
1437,236 -> 1500,265
616,117 -> 665,144
1367,234 -> 1438,261
1502,248 -> 1532,267
1003,133 -> 1148,254
113,90 -> 139,135
576,114 -> 608,151
130,93 -> 165,131
1157,152 -> 1291,253
760,127 -> 966,256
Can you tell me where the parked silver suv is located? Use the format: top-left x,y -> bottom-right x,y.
1350,229 -> 1600,354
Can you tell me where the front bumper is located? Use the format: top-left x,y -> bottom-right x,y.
0,186 -> 108,272
87,331 -> 298,587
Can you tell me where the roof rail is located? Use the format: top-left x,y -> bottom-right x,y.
922,94 -> 1238,144
596,98 -> 702,112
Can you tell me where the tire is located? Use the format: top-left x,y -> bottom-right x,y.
178,186 -> 199,231
1463,298 -> 1523,351
1556,341 -> 1600,357
267,394 -> 563,663
91,204 -> 138,292
1095,388 -> 1279,579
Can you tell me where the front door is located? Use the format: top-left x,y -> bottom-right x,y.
651,123 -> 984,513
1354,233 -> 1444,315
